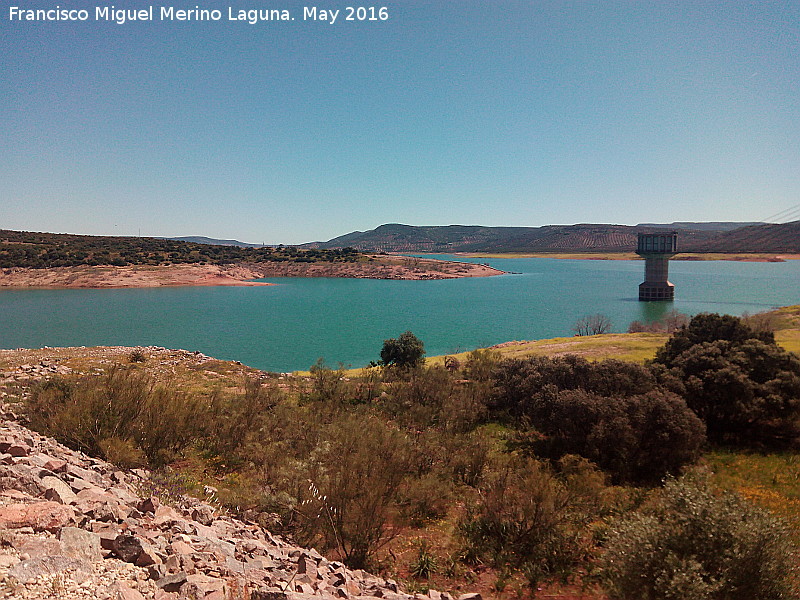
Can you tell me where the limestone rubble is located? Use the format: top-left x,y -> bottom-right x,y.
0,415 -> 473,600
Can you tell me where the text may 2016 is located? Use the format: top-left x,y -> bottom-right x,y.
7,6 -> 390,25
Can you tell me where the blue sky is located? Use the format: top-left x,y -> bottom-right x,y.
2,1 -> 798,244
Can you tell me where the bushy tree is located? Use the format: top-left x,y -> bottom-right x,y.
379,331 -> 425,369
488,356 -> 703,483
664,339 -> 800,440
653,313 -> 800,442
528,389 -> 705,484
654,312 -> 774,366
602,472 -> 799,600
490,355 -> 657,417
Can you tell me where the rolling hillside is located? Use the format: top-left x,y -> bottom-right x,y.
303,222 -> 800,254
302,223 -> 711,253
691,221 -> 800,253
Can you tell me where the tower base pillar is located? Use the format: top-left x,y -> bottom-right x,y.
639,282 -> 675,301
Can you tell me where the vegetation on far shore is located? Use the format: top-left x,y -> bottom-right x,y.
5,307 -> 800,599
0,229 -> 361,269
4,228 -> 798,273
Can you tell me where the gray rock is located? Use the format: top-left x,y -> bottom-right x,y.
43,457 -> 68,473
138,496 -> 160,514
155,571 -> 188,592
181,573 -> 226,597
0,555 -> 20,568
135,543 -> 162,567
9,555 -> 92,584
59,526 -> 102,562
0,464 -> 45,496
42,475 -> 78,504
67,463 -> 105,486
147,563 -> 167,580
15,537 -> 64,558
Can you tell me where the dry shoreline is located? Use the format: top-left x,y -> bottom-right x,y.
0,256 -> 504,289
456,251 -> 800,262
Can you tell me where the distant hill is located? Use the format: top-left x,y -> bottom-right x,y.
691,221 -> 800,253
638,222 -> 763,232
165,236 -> 266,247
302,223 -> 711,253
302,222 -> 799,254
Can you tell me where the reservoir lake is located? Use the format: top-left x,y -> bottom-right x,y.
1,256 -> 798,372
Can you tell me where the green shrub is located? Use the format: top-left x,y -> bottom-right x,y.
128,348 -> 147,363
308,359 -> 349,404
409,540 -> 439,579
379,366 -> 462,428
445,430 -> 494,487
463,348 -> 502,382
459,455 -> 604,588
602,472 -> 800,600
98,436 -> 147,469
26,366 -> 209,466
398,471 -> 453,526
293,413 -> 413,569
208,377 -> 284,456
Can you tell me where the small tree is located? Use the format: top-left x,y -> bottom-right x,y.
379,331 -> 425,369
573,314 -> 612,336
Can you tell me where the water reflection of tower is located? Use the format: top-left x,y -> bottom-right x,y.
636,232 -> 677,301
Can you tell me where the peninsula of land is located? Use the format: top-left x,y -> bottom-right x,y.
0,230 -> 503,289
0,255 -> 503,289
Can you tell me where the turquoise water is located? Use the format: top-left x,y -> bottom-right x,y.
0,257 -> 798,372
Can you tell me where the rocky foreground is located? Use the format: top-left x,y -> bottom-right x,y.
0,413 -> 472,600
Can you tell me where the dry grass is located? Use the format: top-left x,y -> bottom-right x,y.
706,451 -> 800,531
425,333 -> 668,368
425,305 -> 800,368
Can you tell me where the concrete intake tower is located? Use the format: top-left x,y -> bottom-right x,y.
636,232 -> 678,301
